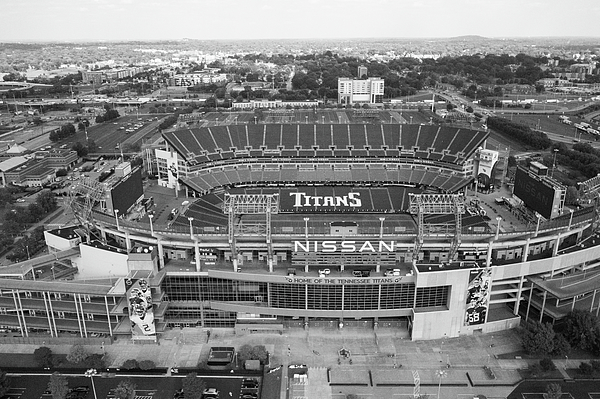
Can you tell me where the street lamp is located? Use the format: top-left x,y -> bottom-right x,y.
84,369 -> 98,399
303,217 -> 309,239
495,217 -> 502,240
114,209 -> 120,230
188,217 -> 194,240
551,148 -> 559,178
379,217 -> 385,238
568,209 -> 574,230
26,245 -> 30,260
436,369 -> 447,399
148,214 -> 154,236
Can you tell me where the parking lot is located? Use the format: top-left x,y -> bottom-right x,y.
7,374 -> 261,399
51,114 -> 162,156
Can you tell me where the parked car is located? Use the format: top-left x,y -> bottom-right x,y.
241,378 -> 259,388
203,388 -> 219,399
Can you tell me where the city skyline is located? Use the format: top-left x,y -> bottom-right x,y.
1,0 -> 599,43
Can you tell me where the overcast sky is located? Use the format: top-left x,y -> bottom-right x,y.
1,0 -> 598,42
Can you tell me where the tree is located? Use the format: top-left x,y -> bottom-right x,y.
122,359 -> 139,370
114,379 -> 136,399
564,186 -> 579,206
0,370 -> 10,397
34,346 -> 53,368
251,345 -> 269,364
521,322 -> 555,355
540,358 -> 556,372
84,354 -> 105,369
87,139 -> 98,153
36,190 -> 57,214
579,361 -> 594,375
182,372 -> 206,399
546,383 -> 562,399
138,360 -> 155,370
238,344 -> 269,364
71,141 -> 88,157
204,97 -> 217,108
552,333 -> 571,356
27,203 -> 45,222
237,344 -> 254,363
66,344 -> 89,364
47,372 -> 68,399
563,310 -> 600,353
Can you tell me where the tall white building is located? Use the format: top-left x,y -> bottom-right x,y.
338,77 -> 384,105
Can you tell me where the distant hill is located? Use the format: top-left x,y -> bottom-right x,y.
446,35 -> 490,41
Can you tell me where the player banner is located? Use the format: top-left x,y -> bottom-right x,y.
126,278 -> 155,337
464,268 -> 492,326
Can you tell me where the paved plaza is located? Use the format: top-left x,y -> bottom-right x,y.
0,326 -> 545,399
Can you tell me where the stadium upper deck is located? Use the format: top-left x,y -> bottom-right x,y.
162,123 -> 488,165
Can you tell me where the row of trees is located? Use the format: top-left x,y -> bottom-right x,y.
95,108 -> 120,124
47,372 -> 136,399
553,141 -> 600,179
487,117 -> 553,149
49,124 -> 76,142
0,189 -> 58,261
34,345 -> 106,370
522,310 -> 600,356
207,51 -> 553,104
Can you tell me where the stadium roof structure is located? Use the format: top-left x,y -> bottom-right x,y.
529,269 -> 600,300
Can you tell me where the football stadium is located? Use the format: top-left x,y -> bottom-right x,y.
2,121 -> 600,342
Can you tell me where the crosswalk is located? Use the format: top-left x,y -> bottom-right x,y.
106,389 -> 156,399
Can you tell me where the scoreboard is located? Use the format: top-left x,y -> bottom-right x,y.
513,166 -> 562,219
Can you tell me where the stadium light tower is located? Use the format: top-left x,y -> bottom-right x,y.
436,369 -> 447,399
114,209 -> 120,230
495,217 -> 502,240
84,369 -> 98,399
188,217 -> 194,240
551,149 -> 559,178
568,209 -> 574,230
534,214 -> 542,237
379,217 -> 385,238
148,214 -> 154,236
303,217 -> 310,239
